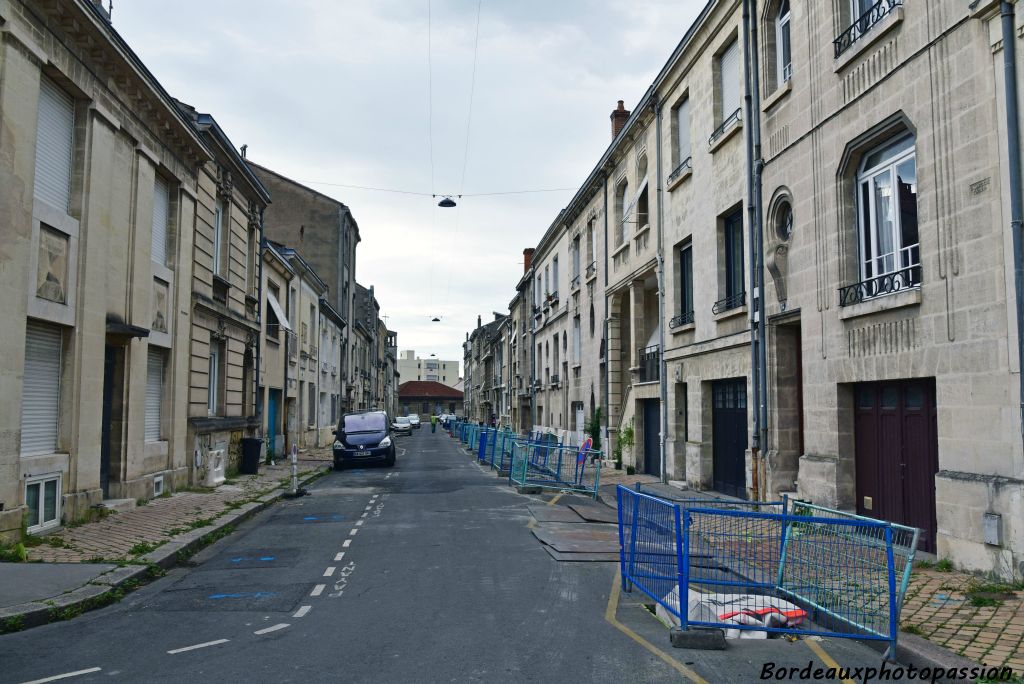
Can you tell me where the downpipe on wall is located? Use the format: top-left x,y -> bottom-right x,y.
653,96 -> 669,484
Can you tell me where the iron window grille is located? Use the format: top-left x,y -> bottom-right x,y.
586,262 -> 597,278
670,311 -> 695,329
638,345 -> 660,383
668,157 -> 693,185
708,108 -> 742,147
834,0 -> 902,59
838,264 -> 920,307
712,291 -> 746,315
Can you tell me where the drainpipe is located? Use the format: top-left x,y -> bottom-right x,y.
654,97 -> 669,484
603,171 -> 611,453
1002,1 -> 1024,443
742,0 -> 761,477
255,207 -> 265,425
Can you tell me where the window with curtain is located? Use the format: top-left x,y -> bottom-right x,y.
856,134 -> 918,283
680,242 -> 694,322
777,0 -> 792,84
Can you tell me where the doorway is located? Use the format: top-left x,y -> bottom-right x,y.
712,378 -> 747,499
101,345 -> 126,499
854,379 -> 938,553
268,389 -> 281,458
641,399 -> 661,477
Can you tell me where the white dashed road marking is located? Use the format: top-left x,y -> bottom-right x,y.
360,512 -> 368,518
349,528 -> 359,536
342,539 -> 352,548
167,639 -> 230,655
355,520 -> 364,527
292,605 -> 312,618
324,567 -> 336,577
310,584 -> 326,597
334,551 -> 345,561
254,623 -> 289,635
19,668 -> 102,684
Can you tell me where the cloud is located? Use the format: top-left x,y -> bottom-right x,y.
112,0 -> 705,367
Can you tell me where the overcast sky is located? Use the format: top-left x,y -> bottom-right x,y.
114,0 -> 705,375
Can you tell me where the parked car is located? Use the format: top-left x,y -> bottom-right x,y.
407,414 -> 421,429
333,410 -> 395,469
392,416 -> 412,436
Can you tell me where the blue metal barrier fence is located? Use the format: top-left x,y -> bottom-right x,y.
617,485 -> 918,657
509,438 -> 603,499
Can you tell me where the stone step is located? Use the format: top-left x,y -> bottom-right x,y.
100,498 -> 136,513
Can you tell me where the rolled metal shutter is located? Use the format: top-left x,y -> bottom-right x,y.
152,176 -> 170,266
720,39 -> 741,121
34,77 -> 75,212
677,98 -> 691,160
145,348 -> 164,441
21,321 -> 62,456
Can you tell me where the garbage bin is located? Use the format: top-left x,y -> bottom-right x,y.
240,437 -> 262,475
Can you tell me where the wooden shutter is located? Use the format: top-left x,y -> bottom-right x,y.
720,39 -> 741,122
152,176 -> 170,266
21,321 -> 62,456
145,348 -> 164,441
34,78 -> 75,212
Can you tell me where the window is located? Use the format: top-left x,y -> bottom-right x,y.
552,256 -> 559,295
775,200 -> 794,241
25,474 -> 61,532
536,275 -> 542,307
309,383 -> 316,427
571,236 -> 581,283
776,0 -> 792,85
674,98 -> 691,168
677,241 -> 694,326
247,227 -> 257,295
145,348 -> 165,441
21,321 -> 62,456
572,316 -> 581,364
616,180 -> 629,246
207,339 -> 223,415
718,38 -> 741,125
152,175 -> 171,267
856,134 -> 918,285
213,198 -> 227,276
34,77 -> 75,214
585,219 -> 596,273
714,210 -> 745,313
589,303 -> 596,337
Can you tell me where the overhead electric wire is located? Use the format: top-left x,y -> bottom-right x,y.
427,0 -> 436,197
297,179 -> 574,198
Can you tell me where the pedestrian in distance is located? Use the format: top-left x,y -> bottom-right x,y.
431,414 -> 437,433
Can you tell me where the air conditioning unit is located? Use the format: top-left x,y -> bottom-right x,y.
203,449 -> 226,488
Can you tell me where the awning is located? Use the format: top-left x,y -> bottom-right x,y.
267,292 -> 292,331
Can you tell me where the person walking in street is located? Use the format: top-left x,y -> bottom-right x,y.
431,414 -> 437,433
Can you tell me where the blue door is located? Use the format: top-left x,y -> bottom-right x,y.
268,389 -> 280,458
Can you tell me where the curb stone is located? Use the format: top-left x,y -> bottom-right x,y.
895,631 -> 985,684
0,464 -> 331,634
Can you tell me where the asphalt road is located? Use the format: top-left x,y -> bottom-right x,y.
0,427 -> 890,683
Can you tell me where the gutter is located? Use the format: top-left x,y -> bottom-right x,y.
654,96 -> 669,485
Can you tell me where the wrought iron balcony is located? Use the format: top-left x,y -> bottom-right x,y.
586,262 -> 597,279
669,311 -> 695,329
838,264 -> 920,307
550,374 -> 560,386
834,0 -> 902,59
570,274 -> 581,291
667,157 -> 692,185
708,109 -> 742,147
712,291 -> 746,315
637,345 -> 660,383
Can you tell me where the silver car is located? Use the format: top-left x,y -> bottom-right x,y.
392,416 -> 413,436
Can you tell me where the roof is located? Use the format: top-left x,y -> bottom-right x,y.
246,161 -> 361,243
398,381 -> 464,400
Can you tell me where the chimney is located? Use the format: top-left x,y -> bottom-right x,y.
611,100 -> 630,139
523,248 -> 535,274
477,315 -> 482,329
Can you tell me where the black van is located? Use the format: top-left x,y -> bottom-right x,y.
332,410 -> 396,470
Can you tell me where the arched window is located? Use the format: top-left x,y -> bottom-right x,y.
615,180 -> 629,246
856,134 -> 918,284
775,199 -> 793,242
776,0 -> 791,84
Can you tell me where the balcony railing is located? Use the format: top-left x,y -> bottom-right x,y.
570,274 -> 581,291
286,330 -> 298,361
708,108 -> 742,147
667,156 -> 692,185
638,345 -> 660,383
838,264 -> 920,307
266,322 -> 281,341
586,262 -> 597,279
834,0 -> 902,58
669,310 -> 695,329
550,374 -> 560,386
712,291 -> 746,315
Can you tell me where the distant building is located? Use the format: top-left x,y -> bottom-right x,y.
399,381 -> 463,419
397,350 -> 460,387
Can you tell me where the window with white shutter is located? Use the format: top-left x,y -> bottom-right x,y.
34,78 -> 75,213
676,98 -> 691,163
21,321 -> 62,456
152,176 -> 170,267
719,39 -> 741,123
145,348 -> 165,441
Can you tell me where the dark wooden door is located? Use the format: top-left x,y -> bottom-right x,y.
101,347 -> 114,498
642,399 -> 660,476
712,379 -> 747,499
854,379 -> 938,553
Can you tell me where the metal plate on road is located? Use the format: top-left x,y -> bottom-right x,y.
542,546 -> 620,562
531,522 -> 619,553
148,583 -> 311,612
193,548 -> 303,571
566,501 -> 618,524
526,505 -> 586,523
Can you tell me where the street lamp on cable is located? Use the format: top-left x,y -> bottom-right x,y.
435,195 -> 457,208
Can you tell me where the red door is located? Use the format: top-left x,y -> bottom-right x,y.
854,379 -> 938,553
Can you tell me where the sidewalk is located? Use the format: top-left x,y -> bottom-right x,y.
0,449 -> 332,630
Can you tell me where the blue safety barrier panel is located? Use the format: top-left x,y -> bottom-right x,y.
508,437 -> 603,499
616,485 -> 918,658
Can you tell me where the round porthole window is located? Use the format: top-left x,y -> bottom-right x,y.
775,201 -> 793,242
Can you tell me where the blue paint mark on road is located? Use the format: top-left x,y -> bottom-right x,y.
229,556 -> 276,563
302,514 -> 345,522
259,556 -> 275,561
208,592 -> 278,600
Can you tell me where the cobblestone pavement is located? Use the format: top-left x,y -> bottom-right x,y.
26,449 -> 332,563
899,566 -> 1024,671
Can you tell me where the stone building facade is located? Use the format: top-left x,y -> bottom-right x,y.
178,105 -> 270,484
396,350 -> 460,388
0,0 -> 208,537
259,242 -> 294,459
